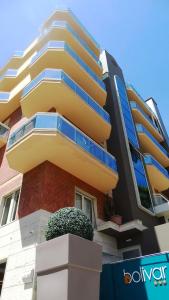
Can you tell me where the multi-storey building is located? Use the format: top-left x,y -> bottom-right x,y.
0,8 -> 169,300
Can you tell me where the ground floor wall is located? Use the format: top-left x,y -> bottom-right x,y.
0,210 -> 50,300
0,210 -> 119,300
18,161 -> 106,220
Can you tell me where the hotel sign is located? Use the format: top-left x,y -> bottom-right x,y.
100,252 -> 169,300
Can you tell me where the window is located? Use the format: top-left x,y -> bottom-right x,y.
0,262 -> 6,295
130,145 -> 154,213
75,191 -> 96,227
114,75 -> 139,149
121,246 -> 141,260
0,190 -> 20,226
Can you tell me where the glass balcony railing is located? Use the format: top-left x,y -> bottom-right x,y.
30,41 -> 105,91
0,69 -> 18,81
144,155 -> 169,178
0,123 -> 9,139
68,9 -> 100,50
22,69 -> 110,123
3,69 -> 18,77
48,21 -> 101,66
153,194 -> 169,207
130,101 -> 160,132
7,113 -> 117,173
136,124 -> 169,157
13,51 -> 24,58
43,9 -> 100,51
0,92 -> 10,101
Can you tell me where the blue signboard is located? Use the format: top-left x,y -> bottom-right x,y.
100,252 -> 169,300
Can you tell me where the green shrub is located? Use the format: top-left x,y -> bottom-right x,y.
45,207 -> 94,241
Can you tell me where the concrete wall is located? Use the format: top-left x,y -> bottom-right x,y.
0,209 -> 119,299
0,210 -> 50,300
155,222 -> 169,252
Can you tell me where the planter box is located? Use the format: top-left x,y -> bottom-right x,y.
36,234 -> 102,300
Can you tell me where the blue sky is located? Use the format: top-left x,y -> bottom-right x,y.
0,0 -> 169,130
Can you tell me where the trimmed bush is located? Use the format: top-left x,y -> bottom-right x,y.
45,207 -> 94,241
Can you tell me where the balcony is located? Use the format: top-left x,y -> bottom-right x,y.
0,51 -> 24,78
130,101 -> 163,142
0,69 -> 18,91
0,55 -> 32,91
0,76 -> 31,122
39,21 -> 102,76
127,84 -> 154,117
6,113 -> 118,193
144,155 -> 169,191
153,194 -> 169,217
136,124 -> 169,167
21,69 -> 110,143
41,9 -> 100,57
29,41 -> 106,105
97,219 -> 147,238
0,122 -> 9,148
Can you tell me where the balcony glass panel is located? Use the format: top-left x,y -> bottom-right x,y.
13,51 -> 24,58
45,9 -> 100,50
7,113 -> 117,173
50,21 -> 101,66
136,124 -> 169,157
0,92 -> 10,101
68,9 -> 100,49
30,41 -> 105,90
144,155 -> 169,178
4,69 -> 18,77
0,123 -> 9,137
22,69 -> 110,123
153,194 -> 169,207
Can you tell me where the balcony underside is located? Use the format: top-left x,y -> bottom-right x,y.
132,108 -> 163,142
0,76 -> 31,122
42,10 -> 100,57
138,132 -> 169,167
6,132 -> 118,193
21,81 -> 111,143
97,220 -> 147,238
29,49 -> 106,106
0,76 -> 17,92
0,95 -> 20,122
38,28 -> 101,76
146,164 -> 169,192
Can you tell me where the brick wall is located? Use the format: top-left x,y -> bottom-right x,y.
18,161 -> 105,219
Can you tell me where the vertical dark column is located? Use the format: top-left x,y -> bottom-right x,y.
101,51 -> 160,254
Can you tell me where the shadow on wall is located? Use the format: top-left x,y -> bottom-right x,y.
100,252 -> 169,300
18,209 -> 51,248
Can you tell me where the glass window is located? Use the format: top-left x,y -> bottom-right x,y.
122,248 -> 141,260
114,75 -> 139,149
75,191 -> 96,227
0,262 -> 6,296
130,145 -> 154,212
0,190 -> 20,226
